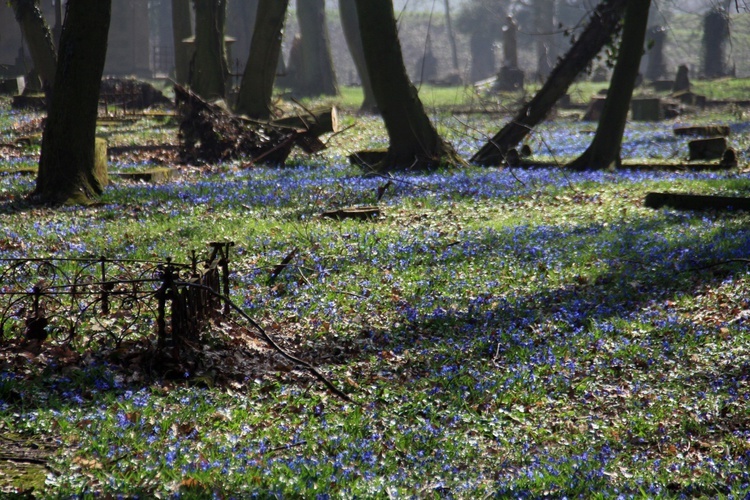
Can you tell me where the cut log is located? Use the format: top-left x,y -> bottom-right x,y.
270,107 -> 339,138
688,137 -> 727,161
674,125 -> 730,137
645,192 -> 750,211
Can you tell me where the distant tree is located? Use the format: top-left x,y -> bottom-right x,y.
234,0 -> 289,119
339,0 -> 377,113
472,0 -> 628,166
355,0 -> 461,170
9,0 -> 57,99
190,0 -> 228,100
34,0 -> 111,204
567,0 -> 651,171
290,0 -> 338,98
172,0 -> 193,85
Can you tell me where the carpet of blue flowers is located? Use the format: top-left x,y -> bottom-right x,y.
1,101 -> 750,498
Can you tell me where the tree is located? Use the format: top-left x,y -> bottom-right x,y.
339,0 -> 377,113
471,0 -> 628,166
34,0 -> 111,205
9,0 -> 57,99
190,0 -> 228,100
567,0 -> 651,171
226,0 -> 258,71
172,0 -> 193,85
234,0 -> 288,119
355,0 -> 460,170
290,0 -> 338,98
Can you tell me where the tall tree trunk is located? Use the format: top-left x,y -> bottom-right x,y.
171,0 -> 192,85
234,0 -> 288,119
471,0 -> 628,166
567,0 -> 651,171
339,0 -> 376,113
355,0 -> 460,171
443,0 -> 459,73
35,0 -> 111,205
226,0 -> 258,72
10,0 -> 57,99
190,0 -> 228,100
292,0 -> 338,98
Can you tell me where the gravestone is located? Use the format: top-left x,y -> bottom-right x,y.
495,16 -> 524,91
645,26 -> 667,81
672,65 -> 690,93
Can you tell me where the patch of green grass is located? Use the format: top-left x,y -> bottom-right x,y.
1,101 -> 750,497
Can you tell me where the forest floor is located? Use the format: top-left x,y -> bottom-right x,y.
0,83 -> 750,497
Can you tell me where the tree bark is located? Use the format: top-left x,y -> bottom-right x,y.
292,0 -> 338,98
355,0 -> 460,171
339,0 -> 377,113
34,0 -> 111,205
190,0 -> 228,101
171,0 -> 193,85
10,0 -> 57,99
234,0 -> 288,119
443,0 -> 459,73
471,0 -> 628,166
534,0 -> 556,80
567,0 -> 651,171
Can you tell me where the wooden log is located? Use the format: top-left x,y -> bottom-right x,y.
688,137 -> 727,161
645,192 -> 750,211
674,125 -> 730,137
270,107 -> 339,137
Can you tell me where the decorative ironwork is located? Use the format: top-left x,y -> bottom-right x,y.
0,243 -> 234,351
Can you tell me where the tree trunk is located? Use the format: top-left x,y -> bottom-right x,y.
10,0 -> 57,99
443,0 -> 459,73
567,0 -> 651,171
190,0 -> 228,101
355,0 -> 460,171
234,0 -> 288,119
292,0 -> 338,98
34,0 -> 111,205
469,32 -> 495,83
226,0 -> 258,72
339,0 -> 377,113
171,0 -> 192,85
471,0 -> 628,166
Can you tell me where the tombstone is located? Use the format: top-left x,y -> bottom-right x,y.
502,15 -> 518,69
415,38 -> 438,83
495,15 -> 524,91
645,25 -> 667,81
631,98 -> 664,121
672,65 -> 690,93
702,7 -> 730,78
688,137 -> 727,161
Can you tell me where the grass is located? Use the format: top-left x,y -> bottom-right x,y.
1,86 -> 750,498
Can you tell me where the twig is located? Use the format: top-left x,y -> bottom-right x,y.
678,258 -> 750,274
269,247 -> 298,284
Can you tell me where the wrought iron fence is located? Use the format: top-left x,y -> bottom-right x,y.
0,242 -> 234,351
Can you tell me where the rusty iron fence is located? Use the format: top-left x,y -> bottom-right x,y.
0,242 -> 234,351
